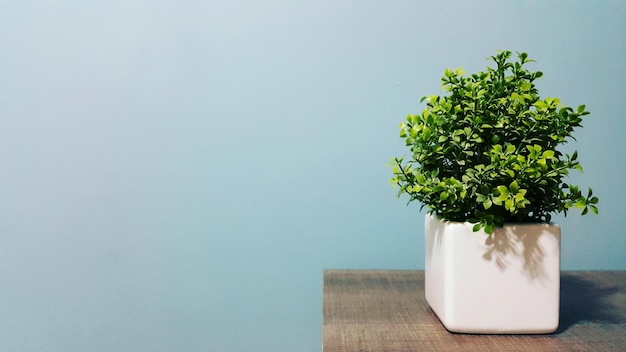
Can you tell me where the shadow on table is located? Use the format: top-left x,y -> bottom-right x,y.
556,273 -> 624,334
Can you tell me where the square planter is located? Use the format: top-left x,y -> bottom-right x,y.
424,214 -> 561,334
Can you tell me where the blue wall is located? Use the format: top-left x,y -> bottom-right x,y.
1,1 -> 624,351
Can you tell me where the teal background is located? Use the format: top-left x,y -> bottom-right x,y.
1,1 -> 624,351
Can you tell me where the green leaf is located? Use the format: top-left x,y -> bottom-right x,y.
506,144 -> 515,154
503,169 -> 515,178
538,158 -> 547,168
390,50 -> 598,228
519,52 -> 528,61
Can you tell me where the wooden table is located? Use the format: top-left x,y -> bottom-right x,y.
323,270 -> 626,351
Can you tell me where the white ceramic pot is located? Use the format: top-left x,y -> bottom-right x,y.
424,214 -> 561,334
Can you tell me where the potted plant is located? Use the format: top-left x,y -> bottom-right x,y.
390,50 -> 598,334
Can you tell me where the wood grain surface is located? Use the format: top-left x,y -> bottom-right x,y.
323,270 -> 626,352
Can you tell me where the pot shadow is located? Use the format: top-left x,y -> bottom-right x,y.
480,227 -> 624,333
556,274 -> 624,333
427,217 -> 624,334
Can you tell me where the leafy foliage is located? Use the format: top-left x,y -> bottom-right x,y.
390,51 -> 598,234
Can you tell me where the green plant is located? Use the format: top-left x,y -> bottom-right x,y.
390,50 -> 598,234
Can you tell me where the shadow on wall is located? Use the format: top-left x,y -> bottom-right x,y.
557,273 -> 625,333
